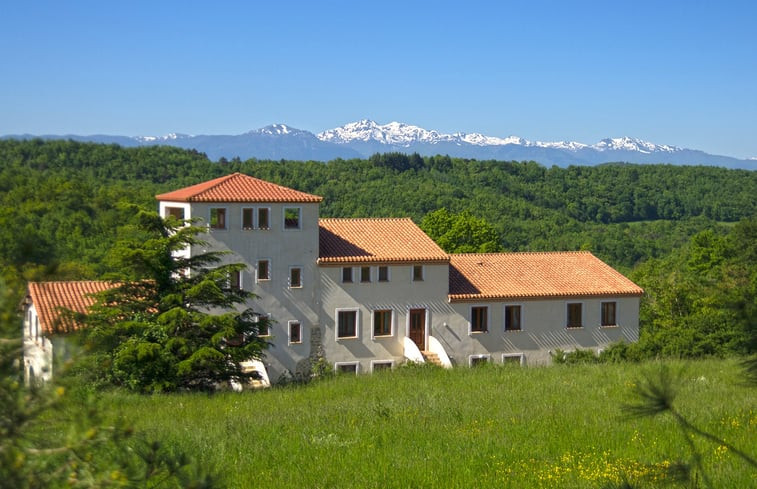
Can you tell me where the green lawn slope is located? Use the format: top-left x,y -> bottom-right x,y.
102,359 -> 755,488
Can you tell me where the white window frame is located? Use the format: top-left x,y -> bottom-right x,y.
469,354 -> 491,367
334,362 -> 359,375
502,353 -> 525,366
370,360 -> 394,372
566,301 -> 584,329
504,304 -> 523,332
335,307 -> 360,340
159,202 -> 190,223
229,269 -> 243,290
341,267 -> 353,283
241,207 -> 254,230
254,313 -> 272,337
412,264 -> 424,282
288,320 -> 302,345
469,305 -> 489,334
371,309 -> 394,338
283,206 -> 301,230
360,266 -> 371,283
256,259 -> 271,282
289,266 -> 303,289
164,206 -> 186,221
378,265 -> 390,282
257,206 -> 271,230
209,207 -> 227,230
600,301 -> 618,327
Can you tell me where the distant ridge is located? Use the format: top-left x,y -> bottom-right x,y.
3,120 -> 754,170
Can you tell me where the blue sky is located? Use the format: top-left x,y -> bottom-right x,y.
1,0 -> 755,158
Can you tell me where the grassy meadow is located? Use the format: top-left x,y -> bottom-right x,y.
99,359 -> 755,488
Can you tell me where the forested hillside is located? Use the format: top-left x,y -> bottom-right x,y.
2,140 -> 755,358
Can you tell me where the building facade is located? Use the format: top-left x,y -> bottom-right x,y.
24,172 -> 643,384
156,173 -> 643,382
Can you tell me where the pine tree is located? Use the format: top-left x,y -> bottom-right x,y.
82,208 -> 269,392
0,276 -> 219,488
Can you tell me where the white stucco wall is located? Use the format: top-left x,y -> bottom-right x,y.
157,198 -> 643,381
437,296 -> 641,366
23,304 -> 53,384
171,201 -> 321,382
318,262 -> 452,373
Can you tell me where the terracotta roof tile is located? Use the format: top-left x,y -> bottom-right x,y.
27,281 -> 116,334
449,252 -> 643,301
155,172 -> 322,203
318,218 -> 449,264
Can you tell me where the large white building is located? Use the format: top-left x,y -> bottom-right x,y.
154,172 -> 643,382
24,172 -> 644,384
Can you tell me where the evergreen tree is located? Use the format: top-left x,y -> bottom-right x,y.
81,208 -> 269,392
0,277 -> 218,488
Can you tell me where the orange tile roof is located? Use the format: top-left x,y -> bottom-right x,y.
155,172 -> 323,203
449,251 -> 643,301
27,281 -> 117,334
318,218 -> 450,264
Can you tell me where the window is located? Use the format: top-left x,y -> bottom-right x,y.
210,208 -> 226,229
360,266 -> 371,283
470,355 -> 491,367
601,301 -> 617,326
502,353 -> 525,366
342,267 -> 353,283
255,314 -> 271,337
229,270 -> 242,290
337,309 -> 358,339
373,309 -> 392,337
505,305 -> 521,331
289,267 -> 302,288
257,208 -> 270,230
378,266 -> 389,282
335,362 -> 358,374
412,265 -> 424,281
284,207 -> 300,229
165,206 -> 185,220
288,321 -> 302,344
471,306 -> 488,333
567,303 -> 583,328
242,208 -> 254,230
371,361 -> 393,372
257,260 -> 270,281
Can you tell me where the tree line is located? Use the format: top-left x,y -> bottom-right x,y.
1,139 -> 755,360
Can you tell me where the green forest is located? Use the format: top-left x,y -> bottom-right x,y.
1,139 -> 755,359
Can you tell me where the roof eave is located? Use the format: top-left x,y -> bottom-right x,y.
448,291 -> 644,302
318,257 -> 450,266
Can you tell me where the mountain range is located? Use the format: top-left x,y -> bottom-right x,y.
4,120 -> 754,170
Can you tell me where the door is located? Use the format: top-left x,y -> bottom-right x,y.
409,308 -> 426,351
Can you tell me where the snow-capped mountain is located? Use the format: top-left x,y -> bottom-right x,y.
135,133 -> 192,143
3,121 -> 753,169
319,119 -> 523,147
317,120 -> 679,154
313,120 -> 754,169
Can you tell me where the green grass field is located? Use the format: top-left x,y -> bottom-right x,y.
101,359 -> 755,488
